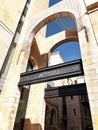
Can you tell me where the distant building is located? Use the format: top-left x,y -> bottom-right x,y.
45,52 -> 93,130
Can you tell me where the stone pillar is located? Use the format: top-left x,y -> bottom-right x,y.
0,42 -> 30,130
78,13 -> 98,130
23,83 -> 46,130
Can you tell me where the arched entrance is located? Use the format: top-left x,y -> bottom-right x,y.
0,1 -> 97,130
17,7 -> 94,130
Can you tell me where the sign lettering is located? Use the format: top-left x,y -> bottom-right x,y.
19,59 -> 84,86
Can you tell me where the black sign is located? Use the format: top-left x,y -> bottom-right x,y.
19,59 -> 84,86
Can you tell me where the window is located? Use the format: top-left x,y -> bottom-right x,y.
71,96 -> 73,100
73,109 -> 76,116
27,0 -> 31,4
84,109 -> 87,117
74,80 -> 77,84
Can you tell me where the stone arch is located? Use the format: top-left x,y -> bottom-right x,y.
23,2 -> 83,49
27,9 -> 81,68
47,36 -> 78,55
28,11 -> 79,43
22,1 -> 83,69
32,12 -> 76,35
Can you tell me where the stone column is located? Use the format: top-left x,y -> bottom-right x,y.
78,13 -> 98,130
0,41 -> 31,130
23,83 -> 46,130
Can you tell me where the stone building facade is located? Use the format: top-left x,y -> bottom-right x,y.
0,0 -> 98,130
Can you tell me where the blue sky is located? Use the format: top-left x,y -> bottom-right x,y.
46,0 -> 81,62
49,0 -> 62,6
54,42 -> 81,62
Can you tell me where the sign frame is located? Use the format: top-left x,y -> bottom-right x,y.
19,59 -> 84,86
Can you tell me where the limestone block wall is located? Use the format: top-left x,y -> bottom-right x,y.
0,22 -> 14,70
78,11 -> 98,130
31,0 -> 49,39
89,10 -> 98,43
84,0 -> 98,6
22,0 -> 49,51
0,0 -> 26,32
0,0 -> 26,70
0,0 -> 26,129
66,96 -> 82,130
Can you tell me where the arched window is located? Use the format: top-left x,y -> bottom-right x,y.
26,60 -> 33,72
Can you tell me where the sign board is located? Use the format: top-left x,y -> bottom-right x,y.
19,59 -> 84,86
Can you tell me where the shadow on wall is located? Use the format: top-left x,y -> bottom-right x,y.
23,119 -> 42,130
